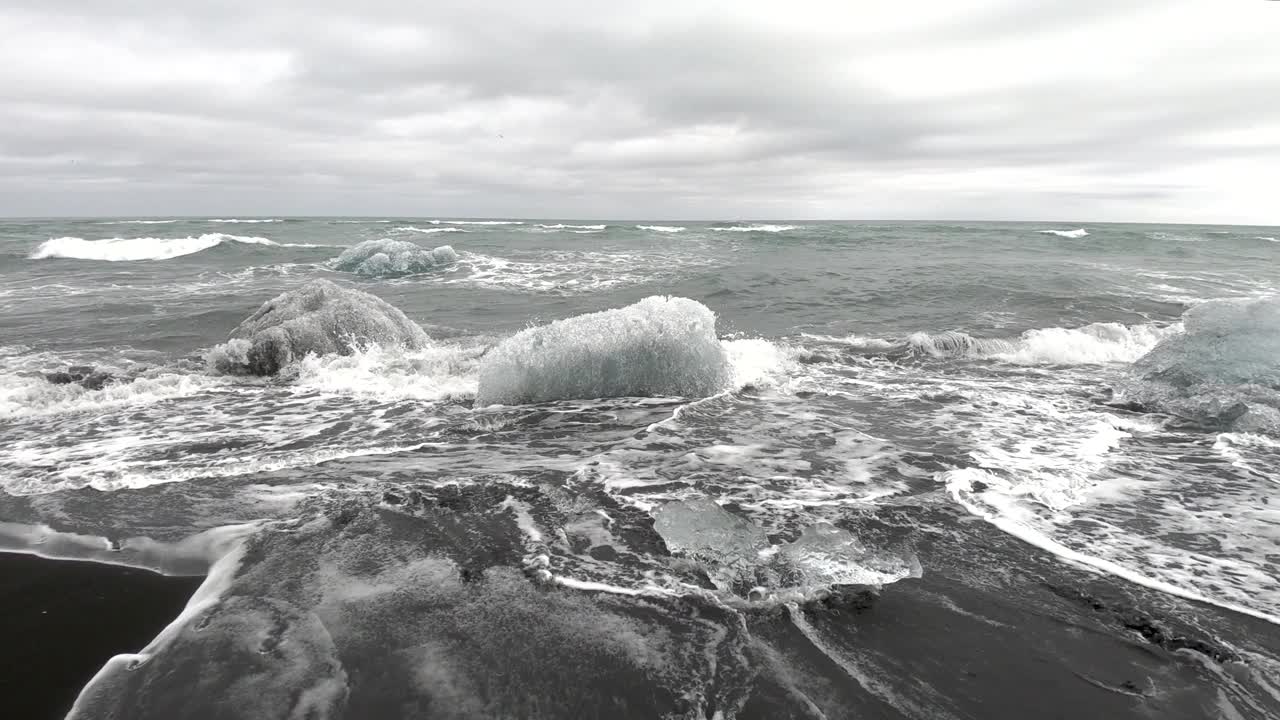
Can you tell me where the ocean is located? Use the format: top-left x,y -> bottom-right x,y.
2,217 -> 1279,719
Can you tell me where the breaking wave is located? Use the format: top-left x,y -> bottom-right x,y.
906,323 -> 1174,365
207,219 -> 281,224
97,219 -> 179,225
1037,228 -> 1089,238
431,219 -> 524,226
29,234 -> 289,261
0,370 -> 221,419
330,240 -> 458,277
536,223 -> 606,231
475,296 -> 732,406
711,224 -> 799,233
393,226 -> 467,235
636,225 -> 686,233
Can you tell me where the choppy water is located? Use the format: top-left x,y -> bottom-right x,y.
3,217 -> 1280,717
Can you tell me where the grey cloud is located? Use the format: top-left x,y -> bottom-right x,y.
0,0 -> 1276,221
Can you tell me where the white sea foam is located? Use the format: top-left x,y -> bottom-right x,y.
393,226 -> 468,234
536,223 -> 607,231
1257,236 -> 1278,243
30,234 -> 282,261
289,343 -> 480,402
431,219 -> 524,226
711,224 -> 799,233
1036,228 -> 1089,238
801,333 -> 897,350
97,219 -> 179,225
1213,432 -> 1280,471
1149,231 -> 1205,242
722,338 -> 797,390
0,371 -> 224,419
445,249 -> 717,295
474,296 -> 731,406
940,467 -> 1280,626
636,225 -> 686,233
206,218 -> 281,223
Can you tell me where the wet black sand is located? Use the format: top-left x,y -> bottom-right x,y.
5,502 -> 1279,719
0,552 -> 202,720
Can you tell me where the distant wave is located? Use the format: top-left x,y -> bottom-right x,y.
711,224 -> 799,233
97,219 -> 179,225
333,219 -> 391,224
1148,231 -> 1204,242
432,220 -> 524,226
1257,236 -> 1278,243
31,234 -> 281,261
536,223 -> 607,231
636,225 -> 686,233
1037,228 -> 1089,239
394,226 -> 468,234
207,219 -> 281,223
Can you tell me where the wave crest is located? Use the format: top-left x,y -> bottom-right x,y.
903,323 -> 1172,365
1037,228 -> 1089,238
30,234 -> 279,261
536,223 -> 606,231
711,224 -> 799,233
431,219 -> 524,226
393,226 -> 467,235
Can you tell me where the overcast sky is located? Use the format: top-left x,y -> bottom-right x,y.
1,0 -> 1277,222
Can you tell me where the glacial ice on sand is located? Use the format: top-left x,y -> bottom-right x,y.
652,497 -> 769,592
652,498 -> 920,600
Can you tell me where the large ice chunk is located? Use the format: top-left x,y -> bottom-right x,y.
474,296 -> 731,405
207,279 -> 430,375
1121,297 -> 1280,431
330,239 -> 457,277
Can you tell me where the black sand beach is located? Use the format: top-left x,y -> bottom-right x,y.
11,499 -> 1275,719
0,552 -> 202,720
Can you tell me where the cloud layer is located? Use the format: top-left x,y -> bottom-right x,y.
2,0 -> 1277,222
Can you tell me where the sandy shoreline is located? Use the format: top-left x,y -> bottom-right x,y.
0,552 -> 202,720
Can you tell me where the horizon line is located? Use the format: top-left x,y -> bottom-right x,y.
0,215 -> 1275,228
